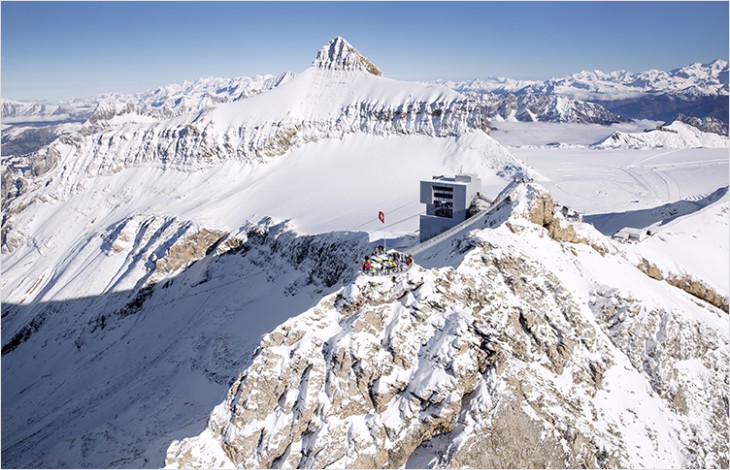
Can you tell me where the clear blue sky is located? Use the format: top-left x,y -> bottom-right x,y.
2,1 -> 728,101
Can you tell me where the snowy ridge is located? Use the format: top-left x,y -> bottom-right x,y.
165,183 -> 729,469
1,215 -> 371,468
672,113 -> 728,136
91,73 -> 296,121
1,74 -> 293,124
1,74 -> 294,156
3,40 -> 501,207
444,59 -> 729,100
4,55 -> 726,160
593,120 -> 729,149
2,36 -> 728,470
1,98 -> 95,124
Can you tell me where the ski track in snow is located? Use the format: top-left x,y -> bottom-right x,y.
627,148 -> 683,169
508,145 -> 728,216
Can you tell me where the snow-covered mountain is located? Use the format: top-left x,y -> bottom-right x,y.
1,37 -> 527,468
672,113 -> 729,136
165,183 -> 728,469
440,59 -> 729,124
468,92 -> 627,124
2,37 -> 728,469
4,57 -> 726,157
88,73 -> 296,123
594,119 -> 730,149
1,98 -> 96,124
1,74 -> 293,125
445,59 -> 729,100
1,74 -> 294,156
2,38 -> 508,220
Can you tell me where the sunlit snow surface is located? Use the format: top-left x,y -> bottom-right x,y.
492,121 -> 728,214
2,117 -> 727,467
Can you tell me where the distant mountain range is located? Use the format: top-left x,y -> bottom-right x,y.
594,116 -> 729,150
438,59 -> 728,99
2,57 -> 727,156
436,59 -> 728,124
3,58 -> 726,125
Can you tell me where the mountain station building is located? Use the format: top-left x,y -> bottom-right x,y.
419,174 -> 482,242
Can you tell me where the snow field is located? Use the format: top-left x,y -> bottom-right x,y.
2,42 -> 727,468
1,130 -> 514,306
507,145 -> 728,215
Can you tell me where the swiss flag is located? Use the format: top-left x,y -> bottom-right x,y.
378,211 -> 385,224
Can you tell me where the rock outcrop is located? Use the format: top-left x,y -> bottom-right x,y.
166,184 -> 729,469
638,259 -> 729,312
312,37 -> 382,76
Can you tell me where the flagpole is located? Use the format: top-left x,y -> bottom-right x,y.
378,210 -> 386,253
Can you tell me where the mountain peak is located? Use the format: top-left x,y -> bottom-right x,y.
312,37 -> 382,76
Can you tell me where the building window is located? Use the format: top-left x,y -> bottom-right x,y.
433,185 -> 454,200
434,200 -> 453,218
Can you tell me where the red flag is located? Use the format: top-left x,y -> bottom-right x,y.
378,211 -> 385,224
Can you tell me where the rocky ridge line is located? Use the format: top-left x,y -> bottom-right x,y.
165,184 -> 729,469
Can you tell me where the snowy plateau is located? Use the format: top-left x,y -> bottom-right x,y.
1,37 -> 729,469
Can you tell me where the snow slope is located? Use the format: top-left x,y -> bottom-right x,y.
503,142 -> 728,217
166,183 -> 729,469
628,192 -> 729,298
1,38 -> 522,468
1,131 -> 519,306
594,120 -> 729,149
2,219 -> 371,468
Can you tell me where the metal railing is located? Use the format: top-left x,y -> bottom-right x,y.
408,180 -> 522,256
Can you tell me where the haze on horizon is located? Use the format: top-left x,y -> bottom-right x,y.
1,1 -> 728,102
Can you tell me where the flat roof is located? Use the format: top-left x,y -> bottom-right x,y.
423,174 -> 472,185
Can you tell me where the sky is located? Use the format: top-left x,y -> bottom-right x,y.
1,1 -> 728,101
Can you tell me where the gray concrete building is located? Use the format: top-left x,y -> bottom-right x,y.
419,174 -> 482,242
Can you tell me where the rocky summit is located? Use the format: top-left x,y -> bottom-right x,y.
312,36 -> 382,76
166,184 -> 728,469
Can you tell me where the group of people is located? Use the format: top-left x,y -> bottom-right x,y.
361,245 -> 413,276
513,176 -> 533,184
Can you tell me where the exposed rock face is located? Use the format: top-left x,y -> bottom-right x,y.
0,38 -> 501,219
672,113 -> 729,136
165,184 -> 729,469
1,208 -> 371,467
87,100 -> 138,125
637,258 -> 729,312
462,92 -> 628,125
312,37 -> 382,76
666,275 -> 729,312
589,286 -> 729,467
522,185 -> 611,255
